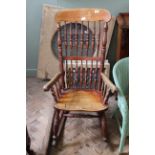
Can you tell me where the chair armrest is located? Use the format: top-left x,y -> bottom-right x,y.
43,72 -> 63,91
101,72 -> 117,104
101,72 -> 117,93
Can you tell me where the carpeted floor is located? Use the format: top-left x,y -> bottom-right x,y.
27,78 -> 129,155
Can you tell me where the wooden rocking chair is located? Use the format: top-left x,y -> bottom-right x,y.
43,8 -> 117,146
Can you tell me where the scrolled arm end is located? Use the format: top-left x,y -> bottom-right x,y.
101,72 -> 117,94
43,84 -> 50,92
101,72 -> 118,104
43,72 -> 63,92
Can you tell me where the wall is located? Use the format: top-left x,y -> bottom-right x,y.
26,0 -> 129,76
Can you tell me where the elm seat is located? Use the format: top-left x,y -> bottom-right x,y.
55,90 -> 108,111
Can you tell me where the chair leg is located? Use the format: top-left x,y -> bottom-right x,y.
56,110 -> 67,138
51,109 -> 67,146
99,112 -> 109,142
119,118 -> 128,153
51,109 -> 59,146
119,131 -> 127,153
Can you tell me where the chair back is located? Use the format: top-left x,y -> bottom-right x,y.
55,8 -> 111,90
113,57 -> 129,96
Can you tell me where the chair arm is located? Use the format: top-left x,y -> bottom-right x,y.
101,72 -> 117,104
43,72 -> 63,91
101,72 -> 117,93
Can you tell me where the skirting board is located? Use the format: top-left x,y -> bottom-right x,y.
26,69 -> 37,77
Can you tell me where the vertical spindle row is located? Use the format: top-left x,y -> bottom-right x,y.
57,19 -> 108,90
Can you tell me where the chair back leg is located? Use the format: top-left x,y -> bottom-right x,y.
119,116 -> 128,153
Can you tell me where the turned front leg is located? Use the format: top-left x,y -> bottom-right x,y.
52,109 -> 59,146
99,112 -> 109,142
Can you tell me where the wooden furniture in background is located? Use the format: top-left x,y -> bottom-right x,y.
116,13 -> 129,60
43,8 -> 117,146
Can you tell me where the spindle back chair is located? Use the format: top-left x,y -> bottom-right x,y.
56,8 -> 111,90
43,8 -> 117,146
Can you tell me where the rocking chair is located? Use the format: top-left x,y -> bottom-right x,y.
43,8 -> 117,146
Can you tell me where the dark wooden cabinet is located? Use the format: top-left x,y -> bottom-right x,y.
116,13 -> 129,60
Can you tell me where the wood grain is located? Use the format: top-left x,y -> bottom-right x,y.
55,8 -> 111,22
55,90 -> 108,111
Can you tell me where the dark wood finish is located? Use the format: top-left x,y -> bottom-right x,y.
116,13 -> 129,60
99,112 -> 109,142
64,21 -> 67,56
51,109 -> 67,146
63,113 -> 99,118
43,8 -> 117,147
52,109 -> 60,146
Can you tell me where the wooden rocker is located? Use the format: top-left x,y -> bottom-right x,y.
43,8 -> 117,146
